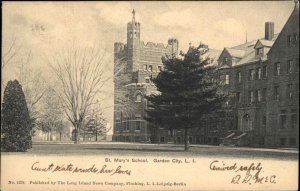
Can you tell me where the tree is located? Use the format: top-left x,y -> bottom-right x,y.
145,44 -> 228,151
36,87 -> 65,141
1,80 -> 33,151
82,110 -> 107,141
1,38 -> 21,101
50,46 -> 108,144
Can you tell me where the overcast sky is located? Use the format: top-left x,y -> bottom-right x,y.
2,1 -> 296,133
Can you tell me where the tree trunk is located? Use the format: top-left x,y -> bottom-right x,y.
50,129 -> 53,141
96,132 -> 98,142
184,127 -> 189,151
59,132 -> 62,141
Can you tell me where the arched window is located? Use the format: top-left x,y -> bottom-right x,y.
136,94 -> 142,102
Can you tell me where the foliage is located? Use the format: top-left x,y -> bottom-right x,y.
145,44 -> 228,150
1,80 -> 33,151
81,110 -> 107,141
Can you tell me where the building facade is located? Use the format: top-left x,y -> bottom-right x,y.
113,10 -> 178,142
113,7 -> 299,148
218,7 -> 299,147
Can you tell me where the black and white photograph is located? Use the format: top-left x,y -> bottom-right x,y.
1,1 -> 299,190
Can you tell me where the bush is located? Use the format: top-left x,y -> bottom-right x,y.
1,80 -> 32,151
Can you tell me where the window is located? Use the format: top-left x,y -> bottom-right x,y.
136,94 -> 142,102
280,110 -> 287,129
249,91 -> 254,103
256,68 -> 262,79
262,66 -> 267,78
256,89 -> 261,102
291,114 -> 297,130
158,66 -> 162,71
223,57 -> 228,65
280,138 -> 286,146
287,35 -> 292,47
135,121 -> 141,131
225,74 -> 229,85
287,60 -> 293,73
144,65 -> 148,71
256,48 -> 263,56
262,116 -> 267,126
236,92 -> 241,103
249,69 -> 255,81
274,86 -> 279,100
237,71 -> 242,83
116,119 -> 121,131
294,33 -> 298,43
160,136 -> 165,143
148,65 -> 153,71
262,88 -> 267,101
289,138 -> 296,146
287,84 -> 293,99
274,62 -> 280,76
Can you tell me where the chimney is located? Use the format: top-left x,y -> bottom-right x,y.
265,22 -> 274,40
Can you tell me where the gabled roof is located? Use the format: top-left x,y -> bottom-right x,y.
217,33 -> 278,67
268,7 -> 299,56
225,48 -> 245,58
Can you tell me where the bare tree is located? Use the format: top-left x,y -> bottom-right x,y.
17,51 -> 48,121
49,46 -> 108,144
36,87 -> 65,141
1,38 -> 21,70
1,38 -> 21,99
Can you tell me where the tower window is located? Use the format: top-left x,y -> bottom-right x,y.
136,94 -> 142,102
148,65 -> 153,72
225,74 -> 229,85
144,65 -> 148,71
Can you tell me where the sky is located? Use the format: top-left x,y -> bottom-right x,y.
2,1 -> 296,135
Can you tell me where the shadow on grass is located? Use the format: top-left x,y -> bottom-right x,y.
84,147 -> 186,153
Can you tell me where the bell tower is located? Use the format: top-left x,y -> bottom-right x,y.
127,9 -> 141,72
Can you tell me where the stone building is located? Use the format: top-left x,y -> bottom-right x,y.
113,7 -> 299,148
218,6 -> 299,147
112,10 -> 178,142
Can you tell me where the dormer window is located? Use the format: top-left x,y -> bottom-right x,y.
223,57 -> 228,65
256,48 -> 263,56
